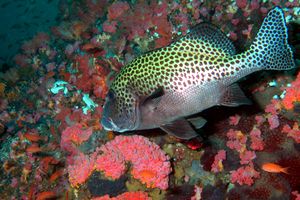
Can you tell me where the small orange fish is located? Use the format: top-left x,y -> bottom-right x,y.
261,163 -> 289,174
23,133 -> 44,142
139,170 -> 156,180
36,191 -> 56,200
26,144 -> 42,153
49,169 -> 64,182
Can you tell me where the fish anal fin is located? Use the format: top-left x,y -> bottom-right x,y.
220,84 -> 252,107
160,119 -> 198,140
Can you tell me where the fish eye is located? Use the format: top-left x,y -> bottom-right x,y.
107,91 -> 115,99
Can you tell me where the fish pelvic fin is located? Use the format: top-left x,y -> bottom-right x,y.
160,119 -> 199,140
246,7 -> 295,70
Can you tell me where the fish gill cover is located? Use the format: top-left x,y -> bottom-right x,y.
0,0 -> 299,200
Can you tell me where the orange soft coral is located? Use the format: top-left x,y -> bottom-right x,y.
282,72 -> 300,110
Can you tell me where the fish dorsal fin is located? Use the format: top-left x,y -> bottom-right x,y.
171,23 -> 236,57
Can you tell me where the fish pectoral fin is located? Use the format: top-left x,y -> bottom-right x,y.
220,83 -> 252,107
160,119 -> 198,140
141,86 -> 164,109
187,116 -> 207,129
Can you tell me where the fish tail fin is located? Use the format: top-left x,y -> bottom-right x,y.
247,7 -> 295,70
282,167 -> 289,174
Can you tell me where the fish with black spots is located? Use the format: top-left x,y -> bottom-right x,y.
101,7 -> 295,139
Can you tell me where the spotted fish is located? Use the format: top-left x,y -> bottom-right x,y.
101,7 -> 295,139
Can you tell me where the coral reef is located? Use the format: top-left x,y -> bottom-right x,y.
0,0 -> 299,199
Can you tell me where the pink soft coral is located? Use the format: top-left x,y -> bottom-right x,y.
211,150 -> 226,173
282,123 -> 300,143
267,114 -> 280,130
94,147 -> 126,179
229,114 -> 241,126
249,127 -> 264,151
239,150 -> 256,165
292,191 -> 300,200
226,129 -> 247,153
230,165 -> 260,186
67,152 -> 95,187
94,135 -> 171,190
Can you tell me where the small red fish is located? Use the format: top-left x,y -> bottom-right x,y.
185,137 -> 203,150
261,163 -> 289,174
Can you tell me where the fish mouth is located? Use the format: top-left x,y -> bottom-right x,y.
101,116 -> 113,131
101,114 -> 138,132
101,117 -> 128,132
100,100 -> 140,132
